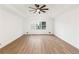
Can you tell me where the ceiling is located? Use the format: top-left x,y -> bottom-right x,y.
0,4 -> 79,19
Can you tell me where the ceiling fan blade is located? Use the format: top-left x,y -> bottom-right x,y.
40,5 -> 46,9
29,7 -> 36,10
41,10 -> 46,13
33,10 -> 37,13
41,8 -> 48,10
35,4 -> 40,8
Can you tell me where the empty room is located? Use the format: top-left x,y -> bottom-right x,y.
0,4 -> 79,54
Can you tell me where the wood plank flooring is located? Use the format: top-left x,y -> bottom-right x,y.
0,34 -> 79,54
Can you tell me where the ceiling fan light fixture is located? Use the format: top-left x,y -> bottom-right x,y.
37,9 -> 40,12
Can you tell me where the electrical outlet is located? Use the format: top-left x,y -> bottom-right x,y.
49,32 -> 51,34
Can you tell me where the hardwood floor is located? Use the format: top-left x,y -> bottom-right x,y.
0,34 -> 79,54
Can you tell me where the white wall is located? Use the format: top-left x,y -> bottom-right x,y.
0,5 -> 24,48
54,7 -> 79,49
24,15 -> 54,34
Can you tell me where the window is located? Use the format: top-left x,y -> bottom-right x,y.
31,21 -> 46,30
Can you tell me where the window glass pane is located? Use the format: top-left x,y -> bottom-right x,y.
42,22 -> 46,30
42,22 -> 46,26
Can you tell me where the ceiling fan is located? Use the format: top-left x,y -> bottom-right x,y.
29,4 -> 49,14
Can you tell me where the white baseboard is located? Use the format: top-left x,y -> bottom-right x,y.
0,33 -> 23,48
54,33 -> 79,49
